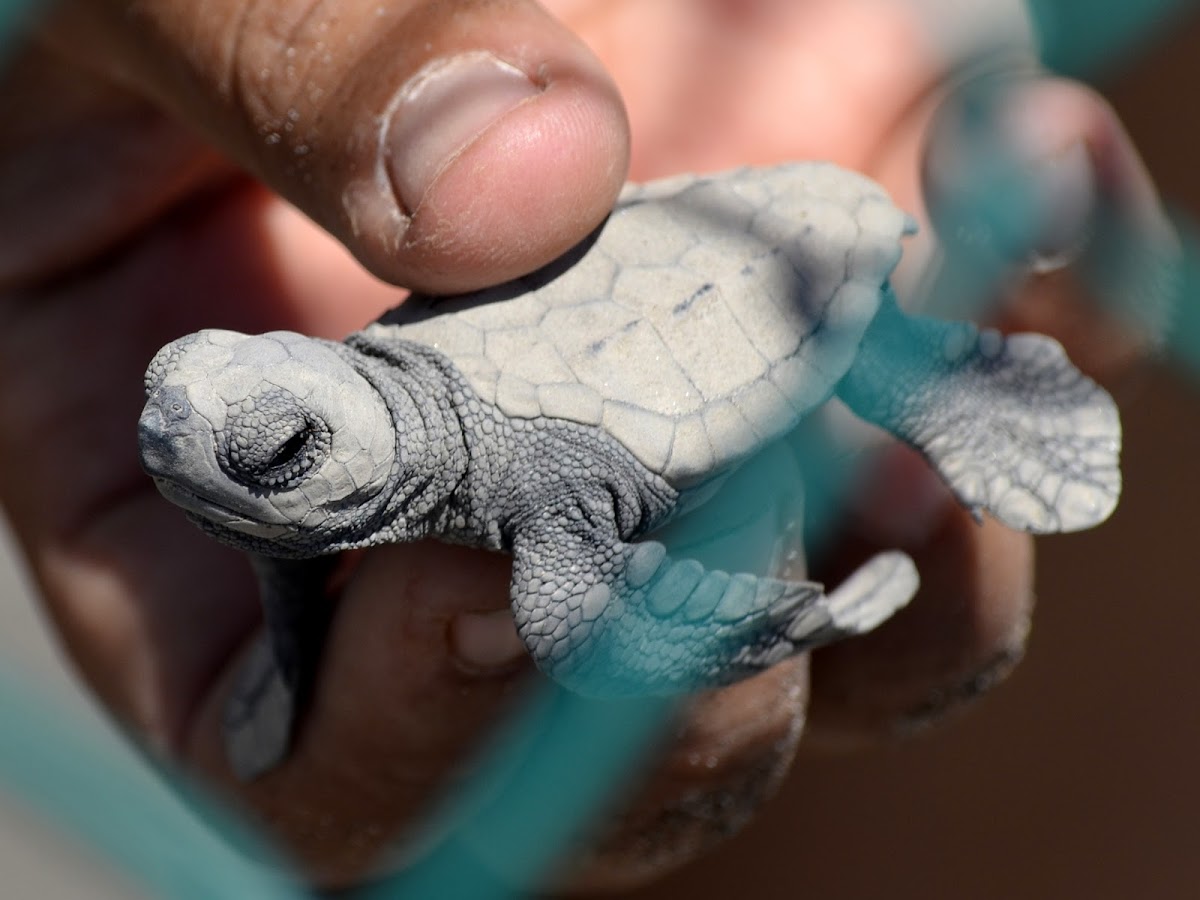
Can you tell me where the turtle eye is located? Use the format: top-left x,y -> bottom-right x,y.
268,428 -> 310,471
220,387 -> 330,491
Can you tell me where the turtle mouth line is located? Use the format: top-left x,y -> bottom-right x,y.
152,478 -> 290,537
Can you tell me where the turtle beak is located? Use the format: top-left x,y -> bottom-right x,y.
138,385 -> 202,480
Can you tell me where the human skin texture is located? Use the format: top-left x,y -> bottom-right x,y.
0,0 -> 1173,890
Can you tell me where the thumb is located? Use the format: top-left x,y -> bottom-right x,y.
47,0 -> 629,293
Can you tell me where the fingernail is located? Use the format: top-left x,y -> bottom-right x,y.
385,52 -> 542,215
993,85 -> 1097,268
1014,140 -> 1096,272
925,78 -> 1097,269
450,609 -> 527,673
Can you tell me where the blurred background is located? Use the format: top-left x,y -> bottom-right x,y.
1,3 -> 1199,899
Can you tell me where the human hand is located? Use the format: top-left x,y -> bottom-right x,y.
0,0 -> 1174,891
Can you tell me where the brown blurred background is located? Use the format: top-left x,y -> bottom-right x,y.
624,11 -> 1200,900
1,7 -> 1198,900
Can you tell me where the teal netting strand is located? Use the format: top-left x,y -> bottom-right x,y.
1030,0 -> 1197,75
0,669 -> 301,900
0,1 -> 1197,898
0,0 -> 35,58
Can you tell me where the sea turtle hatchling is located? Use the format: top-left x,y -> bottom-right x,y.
138,163 -> 1121,778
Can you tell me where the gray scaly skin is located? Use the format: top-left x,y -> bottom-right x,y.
138,163 -> 1121,778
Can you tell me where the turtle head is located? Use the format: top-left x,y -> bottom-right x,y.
139,329 -> 397,555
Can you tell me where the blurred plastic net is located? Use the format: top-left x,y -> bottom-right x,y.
0,1 -> 1195,897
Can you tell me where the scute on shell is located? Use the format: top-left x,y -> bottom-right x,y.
374,163 -> 912,487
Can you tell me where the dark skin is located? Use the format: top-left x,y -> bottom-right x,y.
0,0 -> 1173,890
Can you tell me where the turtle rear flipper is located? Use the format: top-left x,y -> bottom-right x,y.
510,492 -> 916,697
838,290 -> 1121,534
224,555 -> 336,780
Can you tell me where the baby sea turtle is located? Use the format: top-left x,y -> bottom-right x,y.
138,163 -> 1121,778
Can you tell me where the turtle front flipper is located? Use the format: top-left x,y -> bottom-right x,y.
224,555 -> 336,780
509,492 -> 917,697
837,289 -> 1121,533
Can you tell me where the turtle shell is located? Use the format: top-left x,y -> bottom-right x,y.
367,163 -> 913,487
